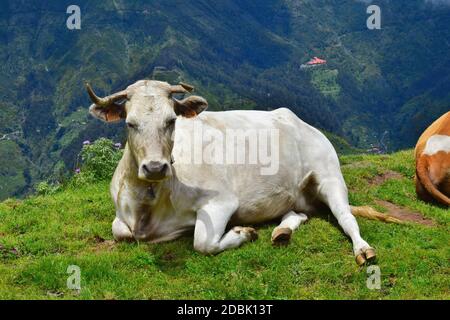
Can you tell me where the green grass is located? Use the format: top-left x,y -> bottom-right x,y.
310,68 -> 341,100
0,150 -> 448,299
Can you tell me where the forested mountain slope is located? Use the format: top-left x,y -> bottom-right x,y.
0,0 -> 449,199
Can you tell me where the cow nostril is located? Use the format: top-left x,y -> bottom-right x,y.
160,163 -> 168,173
142,164 -> 151,175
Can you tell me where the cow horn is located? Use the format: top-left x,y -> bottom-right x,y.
180,82 -> 194,92
169,82 -> 194,94
85,82 -> 128,107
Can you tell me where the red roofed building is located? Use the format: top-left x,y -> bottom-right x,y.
300,56 -> 327,70
306,57 -> 327,65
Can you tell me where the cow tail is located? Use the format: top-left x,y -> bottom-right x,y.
350,206 -> 403,224
416,155 -> 450,206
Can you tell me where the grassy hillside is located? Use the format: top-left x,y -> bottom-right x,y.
0,150 -> 448,299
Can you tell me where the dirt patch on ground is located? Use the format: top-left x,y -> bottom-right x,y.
91,240 -> 116,252
89,236 -> 116,252
375,200 -> 435,226
370,170 -> 403,186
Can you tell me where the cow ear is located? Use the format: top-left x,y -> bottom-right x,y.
173,96 -> 208,118
89,102 -> 126,122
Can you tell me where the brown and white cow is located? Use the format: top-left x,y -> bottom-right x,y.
86,80 -> 385,265
415,111 -> 450,206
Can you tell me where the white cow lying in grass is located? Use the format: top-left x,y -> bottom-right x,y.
86,80 -> 380,265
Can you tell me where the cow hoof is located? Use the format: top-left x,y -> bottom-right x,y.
233,227 -> 258,242
355,253 -> 366,266
245,227 -> 258,242
271,227 -> 292,246
364,248 -> 377,262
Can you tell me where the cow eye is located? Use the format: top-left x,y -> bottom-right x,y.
126,122 -> 137,130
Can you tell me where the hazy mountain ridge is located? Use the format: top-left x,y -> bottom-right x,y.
0,0 -> 449,199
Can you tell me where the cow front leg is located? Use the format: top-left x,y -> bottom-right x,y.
112,217 -> 134,242
193,199 -> 257,254
272,211 -> 308,246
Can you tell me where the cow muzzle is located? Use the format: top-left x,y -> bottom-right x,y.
139,161 -> 169,181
